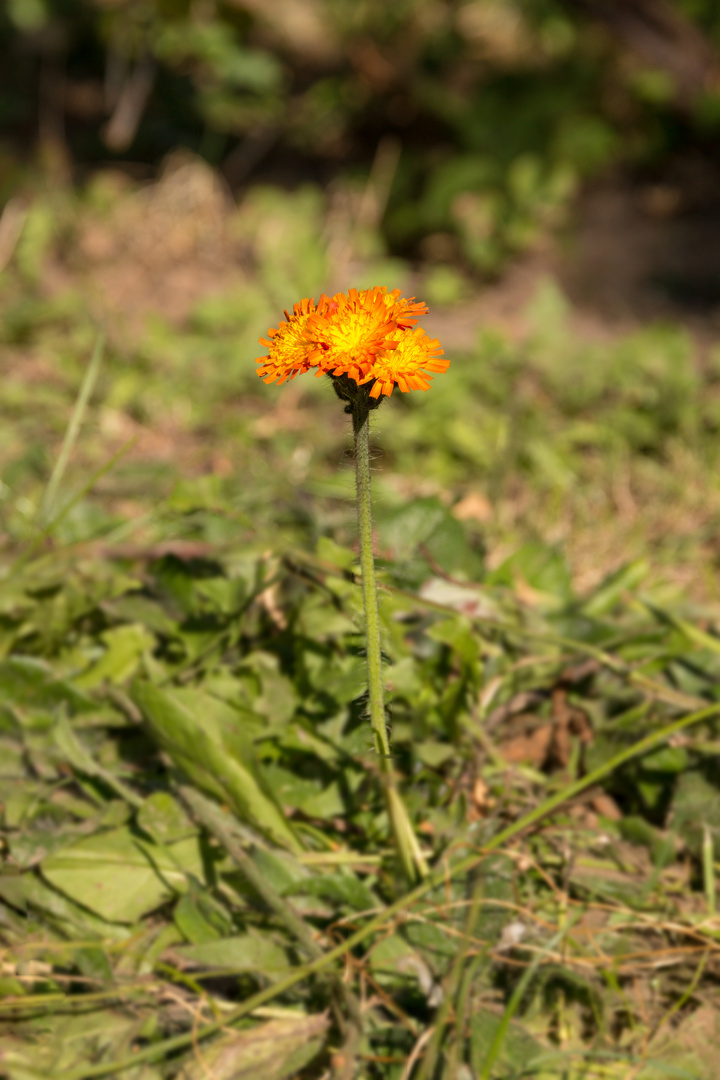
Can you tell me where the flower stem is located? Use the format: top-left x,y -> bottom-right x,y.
352,396 -> 428,882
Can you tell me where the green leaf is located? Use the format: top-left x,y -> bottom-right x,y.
415,740 -> 455,768
248,848 -> 309,894
174,882 -> 231,944
172,932 -> 290,977
0,871 -> 129,938
262,765 -> 345,817
580,560 -> 649,617
41,827 -> 205,923
640,745 -> 689,774
291,870 -> 376,912
369,931 -> 419,976
240,652 -> 298,725
74,624 -> 156,688
316,535 -> 356,571
380,496 -> 481,578
489,542 -> 573,603
52,715 -> 142,807
131,681 -> 301,852
427,616 -> 481,667
303,650 -> 367,706
0,1008 -> 158,1078
0,657 -> 95,722
405,920 -> 457,960
137,791 -> 197,844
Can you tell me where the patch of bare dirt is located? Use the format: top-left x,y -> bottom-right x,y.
46,151 -> 249,340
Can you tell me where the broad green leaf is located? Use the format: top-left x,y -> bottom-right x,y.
102,593 -> 177,635
137,791 -> 197,843
405,920 -> 457,960
0,779 -> 44,827
0,657 -> 95,722
51,715 -> 141,807
73,944 -> 114,985
292,870 -> 376,912
41,827 -> 205,923
303,649 -> 367,706
174,895 -> 219,945
11,824 -> 89,868
0,871 -> 129,939
249,848 -> 309,894
380,496 -> 481,578
131,681 -> 301,852
369,931 -> 418,976
489,542 -> 573,604
73,624 -> 156,688
173,881 -> 231,944
172,932 -> 290,976
262,765 -> 345,817
640,745 -> 689,774
316,535 -> 356,571
427,615 -> 481,667
240,652 -> 297,725
415,740 -> 455,768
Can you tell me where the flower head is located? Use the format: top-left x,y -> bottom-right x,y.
363,326 -> 448,398
257,286 -> 448,399
305,287 -> 398,384
256,296 -> 329,386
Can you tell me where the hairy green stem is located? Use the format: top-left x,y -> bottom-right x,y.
352,400 -> 391,765
352,396 -> 428,881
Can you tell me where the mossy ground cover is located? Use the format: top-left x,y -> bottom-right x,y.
2,167 -> 720,1079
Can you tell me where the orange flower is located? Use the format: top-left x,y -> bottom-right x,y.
362,326 -> 448,398
304,287 -> 398,384
256,286 -> 448,397
256,296 -> 329,386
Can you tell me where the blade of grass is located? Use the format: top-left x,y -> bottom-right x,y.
649,948 -> 709,1045
642,598 -> 720,659
478,924 -> 569,1080
442,947 -> 485,1080
702,825 -> 716,917
414,876 -> 485,1080
17,436 -> 138,569
61,699 -> 720,1080
38,332 -> 105,525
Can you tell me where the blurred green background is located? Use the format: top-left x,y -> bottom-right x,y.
4,0 -> 720,271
